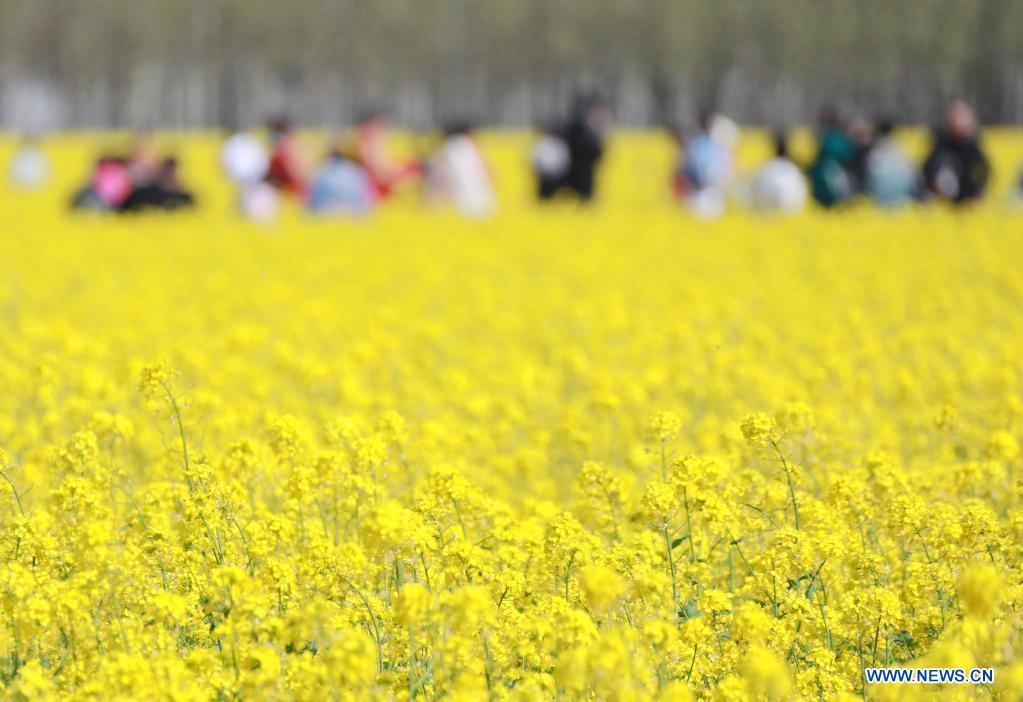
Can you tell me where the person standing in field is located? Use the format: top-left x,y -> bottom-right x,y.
922,99 -> 990,204
536,93 -> 610,203
563,94 -> 610,202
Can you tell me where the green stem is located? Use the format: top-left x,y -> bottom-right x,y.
686,643 -> 698,681
682,485 -> 696,562
809,566 -> 834,651
770,439 -> 800,530
662,524 -> 679,614
564,550 -> 577,601
0,470 -> 25,517
339,574 -> 384,673
160,380 -> 190,475
598,483 -> 621,541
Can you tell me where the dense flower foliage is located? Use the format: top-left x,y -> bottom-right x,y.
2,134 -> 1023,700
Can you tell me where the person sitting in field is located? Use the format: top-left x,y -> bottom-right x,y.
307,147 -> 373,215
120,157 -> 195,212
922,99 -> 990,204
126,130 -> 162,186
351,110 -> 421,202
808,107 -> 855,208
667,125 -> 691,200
845,116 -> 874,195
71,155 -> 134,211
7,134 -> 51,189
749,131 -> 807,214
222,125 -> 268,186
221,125 -> 279,222
674,111 -> 736,218
264,116 -> 307,198
424,121 -> 495,218
864,118 -> 918,207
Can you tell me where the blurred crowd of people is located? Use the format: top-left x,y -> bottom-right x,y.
218,111 -> 496,221
61,134 -> 197,214
4,95 -> 1021,220
669,98 -> 995,218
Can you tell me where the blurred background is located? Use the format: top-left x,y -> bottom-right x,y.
3,0 -> 1023,130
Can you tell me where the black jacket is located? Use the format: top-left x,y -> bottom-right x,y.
922,132 -> 990,203
562,120 -> 604,201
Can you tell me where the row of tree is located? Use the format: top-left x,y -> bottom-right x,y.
2,0 -> 1022,129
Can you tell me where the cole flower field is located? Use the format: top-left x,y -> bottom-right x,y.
1,132 -> 1023,700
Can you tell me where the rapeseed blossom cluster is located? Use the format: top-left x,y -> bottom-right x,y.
3,136 -> 1023,699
